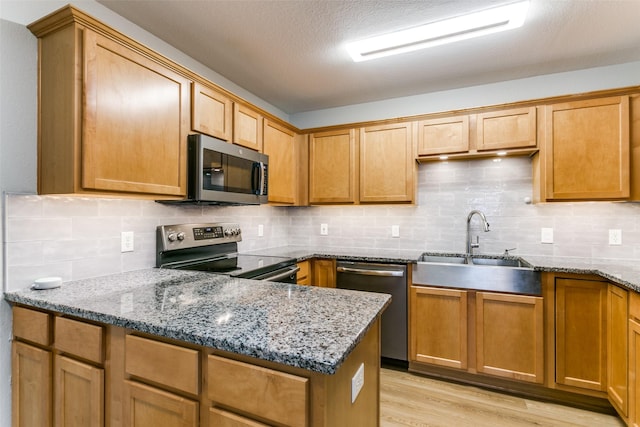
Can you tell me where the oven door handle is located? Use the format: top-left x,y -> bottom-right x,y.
260,266 -> 300,282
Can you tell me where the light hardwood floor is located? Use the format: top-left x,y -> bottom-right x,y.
380,368 -> 626,427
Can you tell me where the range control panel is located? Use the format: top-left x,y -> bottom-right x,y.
157,222 -> 241,251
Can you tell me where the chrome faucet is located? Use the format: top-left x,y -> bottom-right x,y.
466,210 -> 490,260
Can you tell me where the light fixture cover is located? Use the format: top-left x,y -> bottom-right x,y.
346,0 -> 530,62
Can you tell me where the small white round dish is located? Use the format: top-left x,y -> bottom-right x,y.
31,276 -> 62,290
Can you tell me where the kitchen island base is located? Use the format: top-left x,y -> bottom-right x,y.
12,306 -> 381,427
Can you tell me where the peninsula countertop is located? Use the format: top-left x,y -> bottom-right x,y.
3,268 -> 390,375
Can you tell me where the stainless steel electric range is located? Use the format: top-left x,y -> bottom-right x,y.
156,223 -> 299,283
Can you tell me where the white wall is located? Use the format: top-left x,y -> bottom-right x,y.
1,2 -> 640,427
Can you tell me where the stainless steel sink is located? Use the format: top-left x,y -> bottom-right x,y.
413,253 -> 541,295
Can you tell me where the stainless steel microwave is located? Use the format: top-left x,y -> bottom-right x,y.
184,134 -> 268,205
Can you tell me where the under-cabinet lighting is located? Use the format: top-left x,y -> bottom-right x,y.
439,155 -> 449,160
346,0 -> 530,62
496,151 -> 508,156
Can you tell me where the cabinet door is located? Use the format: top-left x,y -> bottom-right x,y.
544,96 -> 630,200
555,278 -> 607,391
630,318 -> 640,427
296,260 -> 311,285
54,355 -> 103,427
192,82 -> 233,141
233,103 -> 263,151
476,292 -> 544,383
476,107 -> 536,151
417,116 -> 469,155
309,129 -> 358,204
263,120 -> 297,204
360,123 -> 415,203
123,380 -> 198,427
312,259 -> 336,287
83,29 -> 190,196
410,286 -> 468,369
12,341 -> 52,427
209,407 -> 269,426
608,284 -> 629,417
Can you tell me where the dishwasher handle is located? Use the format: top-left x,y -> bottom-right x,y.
336,266 -> 404,277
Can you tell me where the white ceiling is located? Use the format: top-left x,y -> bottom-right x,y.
97,0 -> 640,115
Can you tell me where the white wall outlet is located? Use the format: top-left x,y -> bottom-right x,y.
121,231 -> 134,252
320,223 -> 329,235
258,224 -> 264,237
541,228 -> 554,244
609,229 -> 622,245
391,225 -> 400,238
351,363 -> 365,403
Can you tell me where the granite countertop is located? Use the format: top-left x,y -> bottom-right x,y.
245,246 -> 640,293
3,269 -> 390,375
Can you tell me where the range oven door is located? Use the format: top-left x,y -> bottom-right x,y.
249,265 -> 300,284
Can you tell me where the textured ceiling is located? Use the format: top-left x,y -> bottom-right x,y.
97,0 -> 640,114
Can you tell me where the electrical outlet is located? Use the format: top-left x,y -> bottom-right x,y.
609,229 -> 622,245
351,363 -> 365,403
541,228 -> 554,244
320,223 -> 329,235
391,225 -> 400,238
258,224 -> 264,237
121,231 -> 134,252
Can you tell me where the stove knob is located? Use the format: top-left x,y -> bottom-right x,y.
167,233 -> 177,242
236,228 -> 242,236
177,232 -> 186,241
224,229 -> 233,237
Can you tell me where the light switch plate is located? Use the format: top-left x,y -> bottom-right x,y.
391,225 -> 400,238
121,231 -> 134,252
609,229 -> 622,245
320,223 -> 328,235
541,228 -> 553,244
351,363 -> 365,403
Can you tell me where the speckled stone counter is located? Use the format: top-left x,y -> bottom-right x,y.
3,269 -> 390,374
245,246 -> 640,293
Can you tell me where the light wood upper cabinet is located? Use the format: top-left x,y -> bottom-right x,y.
417,116 -> 469,155
309,129 -> 358,204
537,96 -> 630,201
410,286 -> 468,370
192,82 -> 233,141
476,107 -> 537,151
32,13 -> 190,198
360,123 -> 415,203
555,277 -> 608,392
233,103 -> 263,151
263,120 -> 307,205
476,292 -> 544,384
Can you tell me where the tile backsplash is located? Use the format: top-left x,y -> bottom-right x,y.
4,157 -> 639,290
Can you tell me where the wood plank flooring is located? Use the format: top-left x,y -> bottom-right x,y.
380,368 -> 626,427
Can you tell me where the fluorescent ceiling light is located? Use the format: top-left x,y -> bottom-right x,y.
346,0 -> 530,62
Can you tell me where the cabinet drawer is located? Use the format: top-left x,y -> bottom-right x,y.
55,317 -> 104,363
125,335 -> 199,395
630,291 -> 640,321
13,306 -> 51,346
207,355 -> 308,427
297,261 -> 310,285
209,407 -> 269,427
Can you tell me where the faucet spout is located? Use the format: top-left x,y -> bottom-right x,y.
466,210 -> 490,258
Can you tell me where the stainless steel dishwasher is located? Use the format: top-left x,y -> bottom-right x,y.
336,261 -> 407,363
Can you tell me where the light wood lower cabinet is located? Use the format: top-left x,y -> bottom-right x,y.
555,277 -> 608,392
410,286 -> 468,370
312,258 -> 336,287
123,380 -> 198,427
297,260 -> 311,285
608,284 -> 629,417
11,341 -> 52,427
54,355 -> 104,427
629,318 -> 640,427
476,292 -> 544,384
209,407 -> 269,427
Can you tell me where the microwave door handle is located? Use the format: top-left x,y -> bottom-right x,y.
254,162 -> 266,196
252,162 -> 260,195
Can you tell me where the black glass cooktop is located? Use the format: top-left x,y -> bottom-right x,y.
175,253 -> 295,279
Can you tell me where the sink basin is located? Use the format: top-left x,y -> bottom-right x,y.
414,253 -> 541,295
